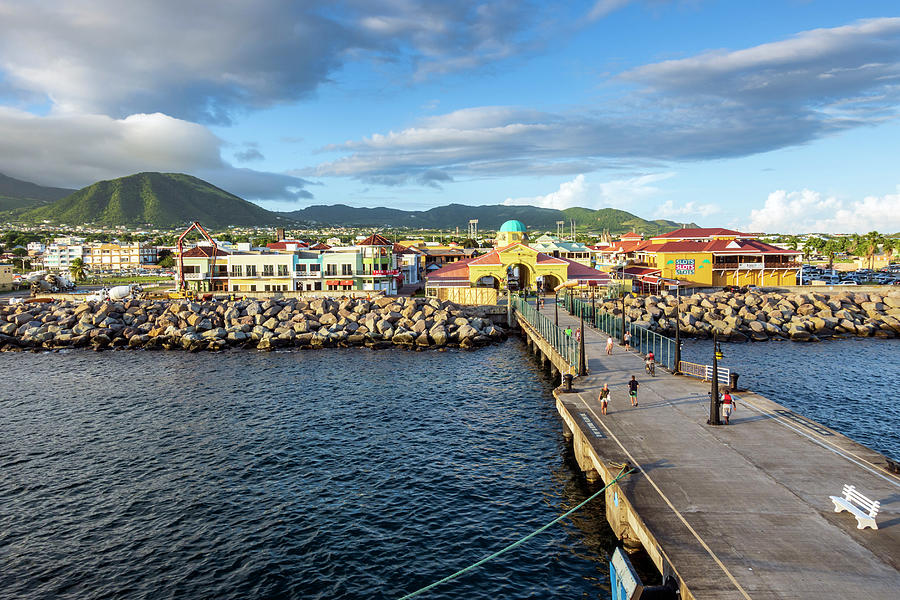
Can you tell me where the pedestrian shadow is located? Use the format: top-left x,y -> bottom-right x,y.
640,459 -> 675,473
877,493 -> 900,507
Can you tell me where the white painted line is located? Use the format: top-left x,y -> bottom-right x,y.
738,398 -> 900,489
572,393 -> 754,600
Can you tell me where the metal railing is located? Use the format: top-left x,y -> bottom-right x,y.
563,292 -> 678,372
512,297 -> 578,368
678,361 -> 730,385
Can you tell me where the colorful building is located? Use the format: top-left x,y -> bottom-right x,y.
427,220 -> 611,294
594,228 -> 801,288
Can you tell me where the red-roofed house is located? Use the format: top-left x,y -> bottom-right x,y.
427,241 -> 611,294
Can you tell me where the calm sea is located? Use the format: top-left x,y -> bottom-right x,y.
2,337 -> 896,599
1,344 -> 619,600
681,337 -> 900,462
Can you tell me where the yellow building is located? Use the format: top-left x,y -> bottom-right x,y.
494,219 -> 528,246
595,228 -> 800,288
0,263 -> 14,291
84,242 -> 158,272
648,231 -> 801,287
427,221 -> 610,293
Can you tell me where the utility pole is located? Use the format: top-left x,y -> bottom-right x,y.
708,332 -> 722,425
578,307 -> 586,376
555,291 -> 559,325
673,284 -> 681,373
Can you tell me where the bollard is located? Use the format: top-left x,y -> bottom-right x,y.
729,372 -> 739,391
562,373 -> 573,393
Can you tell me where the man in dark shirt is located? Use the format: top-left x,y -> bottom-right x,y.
628,375 -> 639,406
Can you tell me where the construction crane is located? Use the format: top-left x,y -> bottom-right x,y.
176,221 -> 217,294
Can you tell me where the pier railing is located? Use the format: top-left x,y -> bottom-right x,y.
678,361 -> 731,385
512,297 -> 579,368
564,292 -> 678,371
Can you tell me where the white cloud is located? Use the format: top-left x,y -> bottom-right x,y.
746,188 -> 900,234
655,200 -> 721,220
0,0 -> 551,123
588,0 -> 634,21
503,172 -> 673,209
0,108 -> 311,201
311,18 -> 900,184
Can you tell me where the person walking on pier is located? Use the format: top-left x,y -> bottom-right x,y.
606,336 -> 614,355
624,330 -> 632,350
628,376 -> 639,406
599,384 -> 610,415
722,390 -> 736,424
564,326 -> 573,337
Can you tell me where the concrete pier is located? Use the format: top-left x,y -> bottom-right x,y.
520,299 -> 900,600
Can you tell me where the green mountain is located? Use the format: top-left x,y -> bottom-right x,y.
0,173 -> 75,213
283,203 -> 692,234
23,172 -> 288,228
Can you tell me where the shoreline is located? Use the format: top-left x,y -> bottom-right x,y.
0,296 -> 509,352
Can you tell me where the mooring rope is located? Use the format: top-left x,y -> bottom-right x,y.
396,466 -> 634,600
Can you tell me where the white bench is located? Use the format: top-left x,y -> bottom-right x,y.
830,484 -> 880,530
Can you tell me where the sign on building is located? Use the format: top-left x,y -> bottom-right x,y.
739,262 -> 764,270
675,259 -> 695,275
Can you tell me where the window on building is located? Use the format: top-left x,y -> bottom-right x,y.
325,264 -> 337,276
310,264 -> 321,273
231,265 -> 243,277
250,285 -> 256,291
278,264 -> 289,276
296,263 -> 307,273
342,264 -> 353,276
263,265 -> 274,277
246,265 -> 257,276
314,282 -> 322,290
264,285 -> 271,291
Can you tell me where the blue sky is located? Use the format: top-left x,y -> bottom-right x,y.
0,1 -> 898,233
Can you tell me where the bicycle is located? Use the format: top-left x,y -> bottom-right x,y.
645,360 -> 655,376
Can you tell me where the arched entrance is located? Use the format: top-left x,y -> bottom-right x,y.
537,273 -> 560,293
475,275 -> 500,289
506,263 -> 532,290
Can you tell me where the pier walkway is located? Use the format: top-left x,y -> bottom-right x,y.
525,298 -> 900,600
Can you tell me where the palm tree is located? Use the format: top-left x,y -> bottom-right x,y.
69,258 -> 87,282
862,231 -> 883,270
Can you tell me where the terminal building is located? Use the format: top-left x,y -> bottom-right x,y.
596,228 -> 801,289
425,220 -> 611,295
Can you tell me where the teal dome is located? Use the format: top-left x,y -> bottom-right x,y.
499,220 -> 527,233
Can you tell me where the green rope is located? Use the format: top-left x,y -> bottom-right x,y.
396,467 -> 634,600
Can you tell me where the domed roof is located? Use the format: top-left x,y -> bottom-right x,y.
499,220 -> 527,233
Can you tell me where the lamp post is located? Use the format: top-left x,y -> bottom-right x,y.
554,291 -> 559,325
619,262 -> 627,345
707,332 -> 723,426
578,307 -> 587,376
673,284 -> 682,374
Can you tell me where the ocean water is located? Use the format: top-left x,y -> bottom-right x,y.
681,337 -> 900,462
0,344 -> 620,600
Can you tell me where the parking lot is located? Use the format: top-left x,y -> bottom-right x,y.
802,264 -> 900,286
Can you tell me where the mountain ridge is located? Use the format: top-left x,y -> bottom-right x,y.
21,172 -> 288,227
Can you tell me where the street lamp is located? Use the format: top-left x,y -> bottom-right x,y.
578,307 -> 587,376
554,291 -> 559,325
619,262 -> 627,345
672,284 -> 682,374
707,332 -> 723,426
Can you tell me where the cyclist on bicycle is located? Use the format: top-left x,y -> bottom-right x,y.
645,351 -> 655,375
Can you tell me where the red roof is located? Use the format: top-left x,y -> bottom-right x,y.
357,233 -> 392,246
653,239 -> 797,254
309,242 -> 331,250
620,231 -> 643,240
425,252 -> 612,284
653,228 -> 750,240
266,240 -> 308,250
606,240 -> 654,254
624,266 -> 661,276
182,246 -> 229,257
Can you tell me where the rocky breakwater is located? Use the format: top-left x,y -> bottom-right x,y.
602,289 -> 900,342
0,296 -> 508,352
